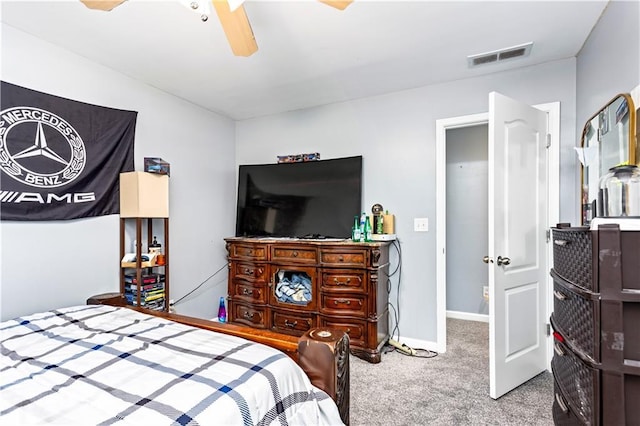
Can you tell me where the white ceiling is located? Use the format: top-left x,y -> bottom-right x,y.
1,0 -> 608,120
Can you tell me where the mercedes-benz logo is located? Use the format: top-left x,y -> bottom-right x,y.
0,106 -> 86,189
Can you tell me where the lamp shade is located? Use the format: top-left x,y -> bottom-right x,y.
119,172 -> 169,218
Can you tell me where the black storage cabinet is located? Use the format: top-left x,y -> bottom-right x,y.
550,223 -> 639,425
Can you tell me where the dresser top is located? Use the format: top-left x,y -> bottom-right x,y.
225,236 -> 391,247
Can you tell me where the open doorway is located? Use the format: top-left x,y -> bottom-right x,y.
445,124 -> 489,323
444,123 -> 492,394
435,100 -> 561,397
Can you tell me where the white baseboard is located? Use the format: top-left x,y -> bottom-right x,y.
446,310 -> 489,323
389,334 -> 440,353
388,311 -> 488,355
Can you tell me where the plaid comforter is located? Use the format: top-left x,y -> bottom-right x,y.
0,305 -> 343,425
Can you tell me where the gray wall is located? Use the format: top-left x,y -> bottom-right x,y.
2,0 -> 636,346
232,0 -> 639,346
576,0 -> 640,133
446,125 -> 489,315
0,25 -> 236,321
236,58 -> 578,345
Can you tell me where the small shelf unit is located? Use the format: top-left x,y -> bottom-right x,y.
119,217 -> 170,312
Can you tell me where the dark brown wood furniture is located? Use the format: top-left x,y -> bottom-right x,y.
87,292 -> 127,306
299,328 -> 350,424
550,223 -> 639,425
225,237 -> 390,363
119,217 -> 169,311
87,294 -> 350,425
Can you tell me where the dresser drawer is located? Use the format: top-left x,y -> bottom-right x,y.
552,227 -> 596,291
321,249 -> 367,268
230,281 -> 267,304
231,302 -> 268,328
271,309 -> 315,336
319,317 -> 366,347
271,245 -> 317,264
551,270 -> 600,362
270,266 -> 317,311
321,269 -> 365,293
552,340 -> 600,425
228,243 -> 268,261
232,262 -> 267,283
552,377 -> 584,426
321,294 -> 366,317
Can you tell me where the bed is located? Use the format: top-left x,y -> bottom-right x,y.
1,302 -> 349,425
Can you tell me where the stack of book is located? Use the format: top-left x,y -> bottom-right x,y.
124,273 -> 165,311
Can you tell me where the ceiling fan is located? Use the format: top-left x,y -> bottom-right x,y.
79,0 -> 353,57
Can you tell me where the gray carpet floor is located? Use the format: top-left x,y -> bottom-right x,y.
349,319 -> 554,425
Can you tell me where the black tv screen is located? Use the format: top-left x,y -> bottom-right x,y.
235,156 -> 362,239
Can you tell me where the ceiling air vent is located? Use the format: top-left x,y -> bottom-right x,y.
467,42 -> 533,68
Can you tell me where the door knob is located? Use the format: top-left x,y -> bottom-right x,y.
497,256 -> 511,266
482,256 -> 493,264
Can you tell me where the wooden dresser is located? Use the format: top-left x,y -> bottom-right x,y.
550,223 -> 639,425
225,237 -> 390,363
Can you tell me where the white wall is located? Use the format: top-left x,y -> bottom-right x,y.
236,58 -> 578,345
0,25 -> 236,321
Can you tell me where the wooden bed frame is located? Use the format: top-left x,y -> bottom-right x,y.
87,293 -> 350,425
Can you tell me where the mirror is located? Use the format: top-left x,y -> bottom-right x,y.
580,93 -> 637,225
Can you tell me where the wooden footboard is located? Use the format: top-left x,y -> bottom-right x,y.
87,293 -> 350,425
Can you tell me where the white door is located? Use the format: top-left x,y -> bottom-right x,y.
488,92 -> 549,399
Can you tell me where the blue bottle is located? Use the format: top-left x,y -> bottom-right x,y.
218,296 -> 227,323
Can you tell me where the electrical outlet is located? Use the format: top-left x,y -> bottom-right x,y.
414,217 -> 428,232
483,286 -> 489,300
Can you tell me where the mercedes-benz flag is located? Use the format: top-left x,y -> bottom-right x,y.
0,81 -> 136,221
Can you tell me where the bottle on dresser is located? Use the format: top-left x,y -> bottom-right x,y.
352,216 -> 361,241
364,216 -> 372,242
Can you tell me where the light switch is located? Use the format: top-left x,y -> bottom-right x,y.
414,217 -> 428,232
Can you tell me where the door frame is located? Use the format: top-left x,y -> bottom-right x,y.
435,102 -> 560,369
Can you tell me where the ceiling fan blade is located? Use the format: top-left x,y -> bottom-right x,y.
211,0 -> 258,57
318,0 -> 353,10
79,0 -> 126,11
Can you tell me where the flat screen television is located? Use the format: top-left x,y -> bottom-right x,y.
235,156 -> 362,239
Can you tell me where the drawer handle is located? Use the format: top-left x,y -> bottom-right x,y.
553,290 -> 567,300
243,311 -> 255,319
554,239 -> 570,246
334,299 -> 351,305
284,320 -> 298,328
338,255 -> 344,262
244,268 -> 254,276
555,393 -> 569,414
248,250 -> 254,256
242,288 -> 253,295
554,342 -> 565,357
292,251 -> 298,257
333,278 -> 352,285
